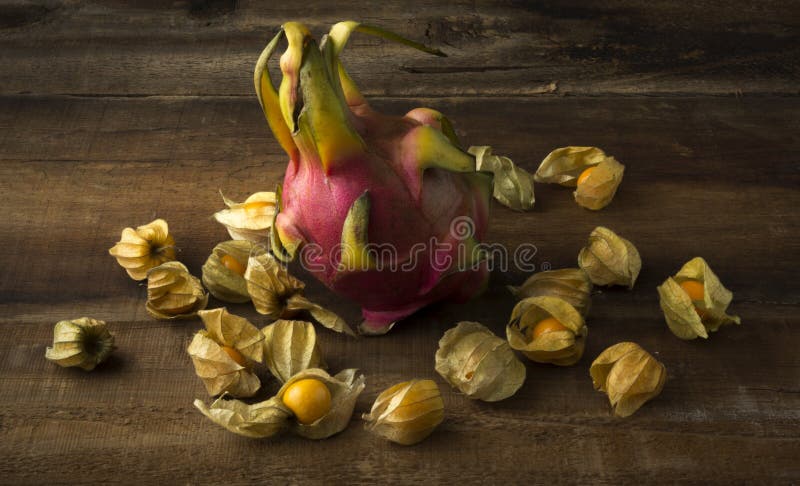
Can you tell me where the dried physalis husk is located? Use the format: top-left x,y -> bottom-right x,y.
145,261 -> 208,320
590,342 -> 666,417
534,146 -> 608,186
435,321 -> 525,402
245,246 -> 355,336
45,317 -> 115,371
363,379 -> 444,446
534,146 -> 624,210
469,145 -> 535,211
263,320 -> 326,383
202,240 -> 254,303
194,395 -> 291,439
508,268 -> 593,317
657,257 -> 741,340
276,368 -> 365,440
507,295 -> 587,366
187,308 -> 264,398
573,155 -> 624,210
578,226 -> 641,289
108,218 -> 176,280
213,191 -> 277,242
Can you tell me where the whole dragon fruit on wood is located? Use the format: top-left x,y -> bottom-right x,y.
254,21 -> 495,335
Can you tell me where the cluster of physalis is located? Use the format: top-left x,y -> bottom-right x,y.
98,202 -> 354,334
188,309 -> 449,444
45,202 -> 453,444
433,223 -> 740,418
498,227 -> 739,417
188,310 -> 365,440
431,226 -> 645,415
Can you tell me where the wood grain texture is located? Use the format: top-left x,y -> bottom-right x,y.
1,0 -> 799,483
0,0 -> 798,97
2,94 -> 799,484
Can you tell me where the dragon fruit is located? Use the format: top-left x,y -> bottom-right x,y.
253,21 -> 492,335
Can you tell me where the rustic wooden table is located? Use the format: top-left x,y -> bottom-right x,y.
1,1 -> 798,483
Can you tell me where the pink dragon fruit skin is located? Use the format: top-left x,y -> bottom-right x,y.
254,22 -> 491,334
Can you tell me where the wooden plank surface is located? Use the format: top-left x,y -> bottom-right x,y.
1,0 -> 798,97
1,0 -> 799,484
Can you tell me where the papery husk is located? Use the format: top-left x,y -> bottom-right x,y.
187,332 -> 261,398
276,368 -> 365,440
263,320 -> 326,383
108,218 -> 176,280
213,191 -> 277,242
435,321 -> 525,402
658,257 -> 741,340
534,146 -> 609,186
245,245 -> 304,316
45,317 -> 115,371
578,226 -> 641,288
187,308 -> 265,397
245,246 -> 355,336
657,278 -> 708,339
198,308 -> 265,361
194,395 -> 291,439
362,379 -> 444,445
590,342 -> 666,418
469,145 -> 535,211
573,156 -> 625,210
202,240 -> 254,303
284,294 -> 354,336
507,295 -> 587,366
508,268 -> 593,317
145,261 -> 208,320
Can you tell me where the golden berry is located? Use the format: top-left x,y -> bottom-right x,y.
679,279 -> 706,318
220,254 -> 247,276
528,316 -> 568,340
243,201 -> 273,217
577,166 -> 596,186
679,280 -> 704,301
221,345 -> 247,367
282,378 -> 332,424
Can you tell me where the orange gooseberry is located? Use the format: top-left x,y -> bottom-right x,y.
679,279 -> 707,318
577,167 -> 596,185
243,201 -> 273,217
221,345 -> 247,367
679,280 -> 704,301
220,254 -> 247,276
528,316 -> 569,340
282,378 -> 332,424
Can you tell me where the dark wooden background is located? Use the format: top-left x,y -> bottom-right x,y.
1,1 -> 798,483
